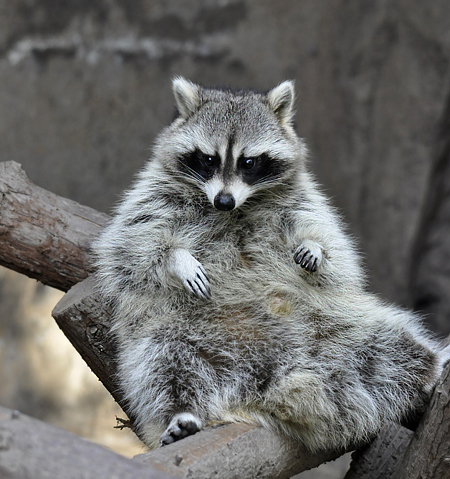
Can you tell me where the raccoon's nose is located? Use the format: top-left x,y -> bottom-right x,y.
214,192 -> 236,211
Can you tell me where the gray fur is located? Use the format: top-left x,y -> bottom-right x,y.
93,78 -> 448,451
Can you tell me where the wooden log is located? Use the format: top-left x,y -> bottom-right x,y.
134,422 -> 348,479
343,424 -> 413,479
0,161 -> 109,291
51,276 -> 119,402
0,406 -> 174,479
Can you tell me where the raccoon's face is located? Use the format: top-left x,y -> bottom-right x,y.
179,149 -> 285,211
157,77 -> 305,211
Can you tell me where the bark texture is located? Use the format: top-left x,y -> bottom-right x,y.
344,424 -> 413,479
135,422 -> 345,479
51,276 -> 118,402
0,161 -> 108,292
345,360 -> 450,478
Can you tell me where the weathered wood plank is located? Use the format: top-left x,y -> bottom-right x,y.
0,161 -> 109,291
0,406 -> 174,479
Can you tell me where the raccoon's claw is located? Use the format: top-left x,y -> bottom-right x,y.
168,248 -> 211,300
185,269 -> 211,300
160,413 -> 202,446
294,241 -> 322,273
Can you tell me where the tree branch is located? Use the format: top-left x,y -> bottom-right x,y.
343,424 -> 413,479
135,422 -> 347,479
0,161 -> 108,291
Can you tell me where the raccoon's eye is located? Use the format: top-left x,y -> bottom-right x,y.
202,154 -> 218,168
242,157 -> 257,169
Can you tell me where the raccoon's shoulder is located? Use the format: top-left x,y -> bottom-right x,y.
114,162 -> 204,222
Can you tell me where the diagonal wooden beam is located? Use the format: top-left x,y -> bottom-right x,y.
344,359 -> 450,479
393,361 -> 450,479
135,421 -> 347,479
51,276 -> 119,401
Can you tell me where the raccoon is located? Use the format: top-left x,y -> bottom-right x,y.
93,77 -> 449,452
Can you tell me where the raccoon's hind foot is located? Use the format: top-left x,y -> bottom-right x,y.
294,240 -> 323,273
160,413 -> 203,446
168,248 -> 211,299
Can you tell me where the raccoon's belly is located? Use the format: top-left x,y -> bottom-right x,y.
200,249 -> 306,321
139,245 -> 317,333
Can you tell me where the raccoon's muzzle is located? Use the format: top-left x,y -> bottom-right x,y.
214,192 -> 236,211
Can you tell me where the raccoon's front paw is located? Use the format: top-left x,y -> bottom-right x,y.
294,240 -> 322,273
168,248 -> 211,300
160,413 -> 202,446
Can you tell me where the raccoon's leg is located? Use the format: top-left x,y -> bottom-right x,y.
167,248 -> 211,299
118,334 -> 214,449
260,369 -> 344,451
294,239 -> 323,272
260,316 -> 442,451
160,412 -> 203,446
260,365 -> 389,452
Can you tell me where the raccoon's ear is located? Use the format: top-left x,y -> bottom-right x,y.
267,81 -> 295,126
172,77 -> 202,119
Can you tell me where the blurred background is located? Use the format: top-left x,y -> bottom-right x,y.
1,1 -> 450,477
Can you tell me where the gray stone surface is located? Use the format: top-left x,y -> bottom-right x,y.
410,92 -> 450,335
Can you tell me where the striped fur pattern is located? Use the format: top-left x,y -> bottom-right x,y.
93,78 -> 448,451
